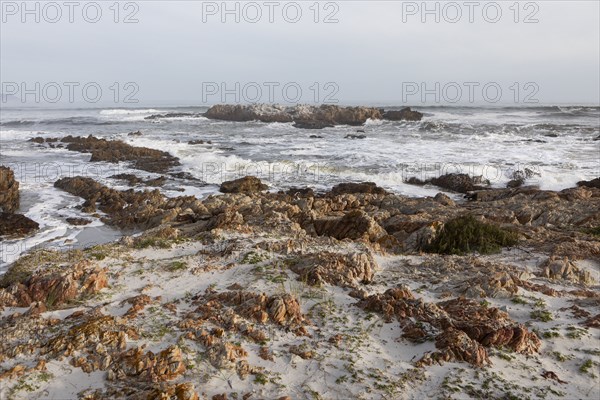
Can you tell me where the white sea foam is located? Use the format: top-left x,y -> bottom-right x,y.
99,109 -> 161,115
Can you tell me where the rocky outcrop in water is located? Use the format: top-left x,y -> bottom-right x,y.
204,104 -> 422,128
33,135 -> 180,173
0,213 -> 39,238
406,173 -> 491,194
383,107 -> 423,121
54,176 -> 204,229
577,177 -> 600,189
0,166 -> 19,213
0,166 -> 39,238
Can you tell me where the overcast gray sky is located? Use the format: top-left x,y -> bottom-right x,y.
1,0 -> 599,106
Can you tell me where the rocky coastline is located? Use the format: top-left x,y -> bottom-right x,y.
0,146 -> 600,400
0,126 -> 599,399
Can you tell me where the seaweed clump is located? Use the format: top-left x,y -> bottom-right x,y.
423,215 -> 518,255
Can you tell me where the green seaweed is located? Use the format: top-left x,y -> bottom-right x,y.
423,215 -> 518,255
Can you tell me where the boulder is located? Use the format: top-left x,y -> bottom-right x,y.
313,209 -> 387,242
293,120 -> 335,129
0,212 -> 39,237
220,176 -> 268,194
406,173 -> 490,194
0,260 -> 107,308
383,107 -> 423,121
330,182 -> 387,195
0,166 -> 19,213
577,177 -> 600,189
289,251 -> 378,287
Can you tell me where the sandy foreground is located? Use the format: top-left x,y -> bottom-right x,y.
0,180 -> 599,400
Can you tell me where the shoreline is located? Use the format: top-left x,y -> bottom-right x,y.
0,172 -> 599,399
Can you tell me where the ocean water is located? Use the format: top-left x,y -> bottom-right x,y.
1,105 -> 599,269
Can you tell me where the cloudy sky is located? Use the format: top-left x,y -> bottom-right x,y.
1,0 -> 599,106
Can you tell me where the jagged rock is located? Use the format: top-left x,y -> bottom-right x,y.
507,168 -> 541,188
383,107 -> 423,121
539,257 -> 595,285
205,104 -> 293,123
45,315 -> 127,362
438,298 -> 541,354
56,135 -> 180,173
111,345 -> 186,382
289,251 -> 378,287
196,291 -> 306,328
294,120 -> 334,129
577,177 -> 600,189
220,176 -> 269,194
207,342 -> 248,370
145,112 -> 199,120
433,192 -> 455,207
66,217 -> 92,226
146,383 -> 200,400
406,173 -> 490,194
0,212 -> 39,237
313,210 -> 387,242
0,260 -> 108,308
0,166 -> 19,213
582,314 -> 600,328
420,327 -> 490,367
54,176 -> 204,229
358,287 -> 540,366
460,272 -> 519,298
330,182 -> 387,195
110,173 -> 143,186
289,345 -> 314,359
345,134 -> 366,139
205,104 -> 382,127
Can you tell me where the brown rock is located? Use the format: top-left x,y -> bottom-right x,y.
290,251 -> 378,288
313,209 -> 387,242
0,166 -> 19,213
330,182 -> 388,195
0,212 -> 39,238
0,260 -> 108,308
220,176 -> 268,194
383,107 -> 423,121
58,135 -> 180,173
577,177 -> 600,189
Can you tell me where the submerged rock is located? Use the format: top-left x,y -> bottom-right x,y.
406,173 -> 490,194
383,107 -> 423,121
330,182 -> 388,195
